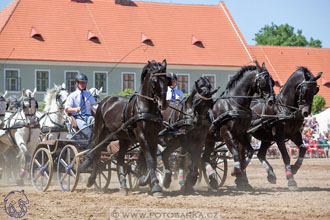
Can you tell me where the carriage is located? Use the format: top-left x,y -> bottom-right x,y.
30,123 -> 113,192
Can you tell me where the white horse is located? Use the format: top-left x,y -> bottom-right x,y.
38,83 -> 69,140
0,91 -> 8,127
89,87 -> 103,102
0,88 -> 40,185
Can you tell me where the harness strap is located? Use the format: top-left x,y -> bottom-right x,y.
211,110 -> 252,131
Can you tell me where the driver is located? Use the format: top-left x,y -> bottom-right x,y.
65,73 -> 97,138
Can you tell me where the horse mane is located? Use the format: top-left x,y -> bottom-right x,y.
44,88 -> 58,108
282,66 -> 313,89
226,65 -> 257,91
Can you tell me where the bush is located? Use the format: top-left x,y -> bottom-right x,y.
117,89 -> 134,98
312,94 -> 326,114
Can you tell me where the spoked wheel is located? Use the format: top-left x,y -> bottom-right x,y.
94,159 -> 112,190
203,153 -> 228,188
57,144 -> 80,192
30,148 -> 53,192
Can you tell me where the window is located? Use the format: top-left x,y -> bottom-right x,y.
122,72 -> 135,91
5,69 -> 20,91
177,74 -> 189,93
203,74 -> 216,89
36,70 -> 50,92
65,71 -> 78,92
94,71 -> 107,93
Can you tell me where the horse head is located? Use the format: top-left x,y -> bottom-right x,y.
186,77 -> 218,117
142,59 -> 171,110
21,88 -> 38,116
255,62 -> 275,106
55,83 -> 69,108
295,67 -> 322,117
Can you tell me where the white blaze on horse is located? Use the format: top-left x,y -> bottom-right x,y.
89,87 -> 103,102
0,88 -> 40,185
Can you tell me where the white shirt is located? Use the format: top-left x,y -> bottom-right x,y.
65,89 -> 97,116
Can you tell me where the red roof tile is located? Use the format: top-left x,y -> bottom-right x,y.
0,0 -> 252,67
249,45 -> 330,107
0,0 -> 20,33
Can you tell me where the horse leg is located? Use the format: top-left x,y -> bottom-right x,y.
290,132 -> 305,175
237,138 -> 253,190
202,139 -> 218,190
177,147 -> 186,189
136,131 -> 162,196
183,146 -> 201,194
275,134 -> 297,190
161,144 -> 176,189
257,141 -> 277,184
116,140 -> 130,195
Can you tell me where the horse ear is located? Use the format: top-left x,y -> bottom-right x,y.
32,88 -> 37,97
315,72 -> 322,80
303,71 -> 310,80
62,82 -> 66,89
98,87 -> 103,94
3,90 -> 7,98
22,89 -> 26,97
195,80 -> 202,94
255,60 -> 262,72
262,62 -> 266,70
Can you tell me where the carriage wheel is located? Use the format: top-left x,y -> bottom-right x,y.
94,159 -> 111,190
30,148 -> 53,192
203,154 -> 228,188
57,144 -> 80,192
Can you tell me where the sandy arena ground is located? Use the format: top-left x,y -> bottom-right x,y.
0,158 -> 329,220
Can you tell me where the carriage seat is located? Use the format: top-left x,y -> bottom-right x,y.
70,116 -> 79,132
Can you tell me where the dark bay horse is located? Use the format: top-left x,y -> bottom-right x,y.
86,59 -> 172,196
159,77 -> 218,193
249,67 -> 322,190
202,63 -> 275,189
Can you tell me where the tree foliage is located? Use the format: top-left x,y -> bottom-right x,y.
254,23 -> 322,48
312,94 -> 326,114
117,88 -> 134,98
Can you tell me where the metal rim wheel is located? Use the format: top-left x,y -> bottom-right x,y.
94,159 -> 111,190
30,148 -> 53,192
203,154 -> 228,189
57,144 -> 80,192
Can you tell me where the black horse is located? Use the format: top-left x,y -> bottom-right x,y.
249,67 -> 322,190
202,62 -> 275,189
86,59 -> 172,196
158,77 -> 218,193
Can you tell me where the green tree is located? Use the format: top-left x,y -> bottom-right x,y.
312,94 -> 326,114
254,23 -> 322,48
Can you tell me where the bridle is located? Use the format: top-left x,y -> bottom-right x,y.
56,88 -> 68,108
22,96 -> 38,117
254,70 -> 272,99
296,80 -> 318,107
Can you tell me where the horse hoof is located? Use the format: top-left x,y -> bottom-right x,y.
209,175 -> 218,190
86,177 -> 95,188
120,188 -> 128,196
267,174 -> 277,184
182,186 -> 195,195
163,171 -> 172,189
152,191 -> 164,197
151,184 -> 162,194
244,183 -> 253,191
288,179 -> 297,191
290,165 -> 299,175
